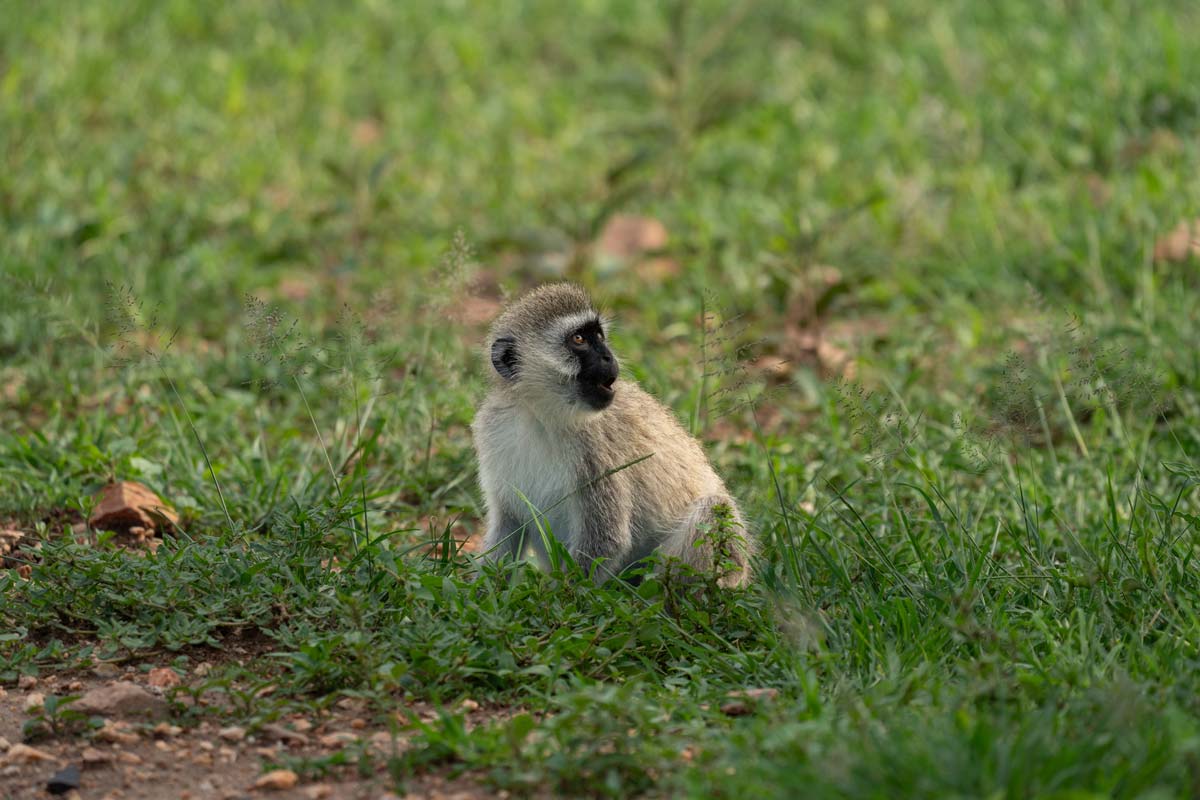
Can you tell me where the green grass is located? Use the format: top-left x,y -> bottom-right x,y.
3,0 -> 1200,796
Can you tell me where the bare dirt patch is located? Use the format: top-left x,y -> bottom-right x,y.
1,670 -> 498,800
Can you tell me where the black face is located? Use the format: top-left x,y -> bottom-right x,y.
568,319 -> 618,410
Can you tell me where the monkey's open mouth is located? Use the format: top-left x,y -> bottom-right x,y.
580,378 -> 616,409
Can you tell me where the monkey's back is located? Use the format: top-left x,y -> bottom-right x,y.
584,381 -> 734,553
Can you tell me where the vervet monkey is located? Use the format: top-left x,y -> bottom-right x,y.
472,283 -> 754,587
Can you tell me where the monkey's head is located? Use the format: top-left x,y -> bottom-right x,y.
486,283 -> 619,415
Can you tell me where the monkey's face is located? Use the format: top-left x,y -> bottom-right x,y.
490,311 -> 618,416
564,318 -> 619,411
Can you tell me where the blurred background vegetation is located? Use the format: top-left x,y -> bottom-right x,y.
3,1 -> 1200,796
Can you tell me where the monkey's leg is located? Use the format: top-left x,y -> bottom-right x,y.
572,476 -> 633,584
659,495 -> 753,588
479,506 -> 529,564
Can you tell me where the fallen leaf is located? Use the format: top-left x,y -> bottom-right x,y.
89,481 -> 179,536
1154,219 -> 1200,263
0,529 -> 23,556
596,214 -> 669,261
720,687 -> 780,717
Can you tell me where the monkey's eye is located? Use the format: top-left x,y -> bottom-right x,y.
571,333 -> 586,346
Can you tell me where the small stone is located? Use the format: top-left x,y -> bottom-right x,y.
4,743 -> 55,763
291,718 -> 313,733
92,663 -> 121,679
151,722 -> 183,738
349,718 -> 367,730
302,786 -> 333,800
260,723 -> 309,745
116,751 -> 142,764
194,662 -> 213,677
369,732 -> 394,754
65,680 -> 84,692
46,764 -> 81,795
94,721 -> 140,745
17,674 -> 38,690
219,726 -> 246,742
0,736 -> 10,752
147,668 -> 181,689
318,732 -> 357,748
74,682 -> 168,720
459,698 -> 480,712
81,747 -> 111,765
253,769 -> 299,791
24,691 -> 46,713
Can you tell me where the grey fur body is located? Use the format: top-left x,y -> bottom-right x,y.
471,283 -> 754,586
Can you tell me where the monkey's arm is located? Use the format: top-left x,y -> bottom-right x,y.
573,472 -> 632,583
479,504 -> 528,563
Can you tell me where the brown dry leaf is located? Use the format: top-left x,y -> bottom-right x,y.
276,275 -> 320,302
784,329 -> 856,380
454,296 -> 502,327
720,687 -> 780,717
89,481 -> 179,536
0,528 -> 23,556
633,257 -> 682,283
1153,219 -> 1200,263
351,118 -> 382,148
596,214 -> 669,261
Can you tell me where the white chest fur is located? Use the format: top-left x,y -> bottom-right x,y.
478,408 -> 580,548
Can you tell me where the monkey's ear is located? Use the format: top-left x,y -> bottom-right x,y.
490,337 -> 519,380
